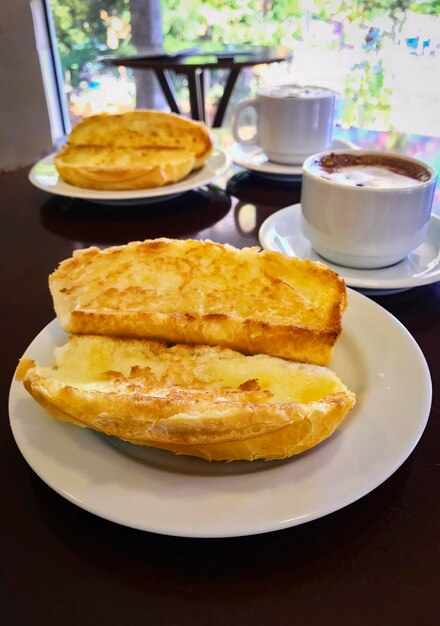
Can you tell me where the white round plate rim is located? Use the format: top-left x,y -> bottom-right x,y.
28,150 -> 229,203
9,291 -> 431,538
231,138 -> 357,178
259,204 -> 440,291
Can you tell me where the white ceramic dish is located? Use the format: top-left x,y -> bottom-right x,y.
231,86 -> 336,164
28,150 -> 229,205
9,290 -> 431,538
231,138 -> 357,180
259,204 -> 440,294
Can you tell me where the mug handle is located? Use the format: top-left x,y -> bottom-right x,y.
231,98 -> 259,146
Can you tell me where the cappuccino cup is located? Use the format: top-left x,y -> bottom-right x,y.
301,150 -> 437,269
231,84 -> 336,165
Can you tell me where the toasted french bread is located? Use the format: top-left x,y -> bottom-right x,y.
54,145 -> 196,190
16,335 -> 356,461
67,110 -> 213,168
49,239 -> 347,366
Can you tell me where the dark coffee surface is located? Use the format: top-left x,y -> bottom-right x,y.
316,152 -> 431,181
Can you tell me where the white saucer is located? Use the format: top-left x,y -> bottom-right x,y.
28,150 -> 229,206
259,204 -> 440,294
231,139 -> 357,180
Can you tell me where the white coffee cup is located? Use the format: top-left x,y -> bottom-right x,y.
301,150 -> 437,269
231,84 -> 336,165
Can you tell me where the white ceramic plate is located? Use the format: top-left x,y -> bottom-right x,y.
259,204 -> 440,293
9,291 -> 431,538
28,150 -> 229,205
231,138 -> 357,180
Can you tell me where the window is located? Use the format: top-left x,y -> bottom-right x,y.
41,0 -> 440,136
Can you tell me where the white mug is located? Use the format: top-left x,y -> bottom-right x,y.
301,150 -> 437,269
231,84 -> 336,165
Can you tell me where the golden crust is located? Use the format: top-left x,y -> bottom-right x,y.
49,239 -> 347,366
17,335 -> 356,461
134,398 -> 351,461
54,145 -> 196,190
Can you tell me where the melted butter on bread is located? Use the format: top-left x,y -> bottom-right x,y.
49,239 -> 347,366
67,110 -> 213,166
18,335 -> 355,461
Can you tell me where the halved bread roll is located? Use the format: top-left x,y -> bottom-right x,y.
54,145 -> 196,190
49,238 -> 347,366
16,335 -> 356,462
54,110 -> 213,190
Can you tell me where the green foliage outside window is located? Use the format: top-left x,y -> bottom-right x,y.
49,0 -> 132,83
49,0 -> 440,131
161,0 -> 304,49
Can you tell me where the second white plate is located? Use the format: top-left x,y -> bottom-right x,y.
9,290 -> 431,538
259,204 -> 440,293
28,149 -> 229,205
231,138 -> 357,180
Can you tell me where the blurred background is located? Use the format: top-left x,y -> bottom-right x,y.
42,0 -> 440,136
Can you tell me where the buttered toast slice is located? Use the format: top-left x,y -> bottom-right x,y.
67,110 -> 213,169
49,239 -> 347,366
16,335 -> 356,462
54,145 -> 196,190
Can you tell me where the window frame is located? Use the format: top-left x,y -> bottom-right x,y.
31,0 -> 71,140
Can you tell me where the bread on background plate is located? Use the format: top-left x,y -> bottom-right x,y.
16,334 -> 356,462
49,238 -> 348,367
54,145 -> 196,191
54,110 -> 213,190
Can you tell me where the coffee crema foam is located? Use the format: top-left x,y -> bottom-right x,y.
312,153 -> 430,189
260,85 -> 333,99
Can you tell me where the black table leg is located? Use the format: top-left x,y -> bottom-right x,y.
212,68 -> 241,127
187,69 -> 205,122
154,69 -> 182,114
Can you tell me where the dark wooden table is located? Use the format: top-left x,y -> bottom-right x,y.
104,45 -> 291,126
2,127 -> 439,625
